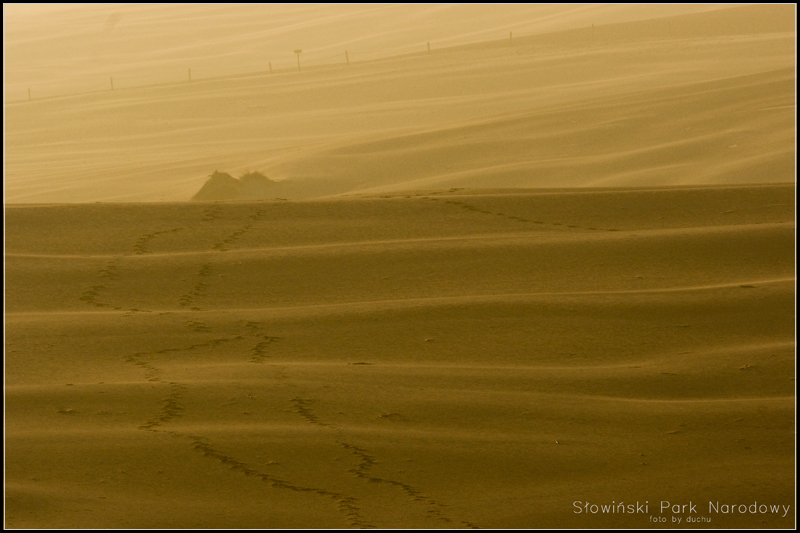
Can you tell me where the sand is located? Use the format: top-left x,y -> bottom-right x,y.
4,5 -> 796,202
4,4 -> 796,530
6,185 -> 795,528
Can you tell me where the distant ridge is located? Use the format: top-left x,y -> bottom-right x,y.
266,68 -> 794,194
192,171 -> 281,201
5,4 -> 794,202
448,3 -> 796,53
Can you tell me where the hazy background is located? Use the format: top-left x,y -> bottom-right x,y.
5,4 -> 731,97
4,4 -> 794,202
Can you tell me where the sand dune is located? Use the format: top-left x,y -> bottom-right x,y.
266,68 -> 794,196
5,184 -> 795,528
4,4 -> 795,529
3,4 -> 742,98
4,5 -> 795,202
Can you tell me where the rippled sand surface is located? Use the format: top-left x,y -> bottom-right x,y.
4,4 -> 795,529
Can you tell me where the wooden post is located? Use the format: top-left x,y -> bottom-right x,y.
427,41 -> 431,54
188,68 -> 192,82
345,50 -> 349,66
110,76 -> 114,90
269,61 -> 272,74
28,88 -> 31,102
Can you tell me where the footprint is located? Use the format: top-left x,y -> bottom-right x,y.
213,224 -> 253,252
250,336 -> 283,364
133,228 -> 183,255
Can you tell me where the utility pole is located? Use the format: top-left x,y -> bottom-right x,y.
294,49 -> 302,71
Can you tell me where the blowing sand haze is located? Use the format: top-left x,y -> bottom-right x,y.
4,4 -> 796,529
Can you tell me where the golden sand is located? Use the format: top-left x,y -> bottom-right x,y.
4,4 -> 795,529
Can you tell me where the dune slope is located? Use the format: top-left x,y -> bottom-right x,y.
5,184 -> 795,528
4,4 -> 795,202
267,68 -> 794,196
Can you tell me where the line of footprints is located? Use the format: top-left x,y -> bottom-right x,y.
71,204 -> 478,528
424,194 -> 621,232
